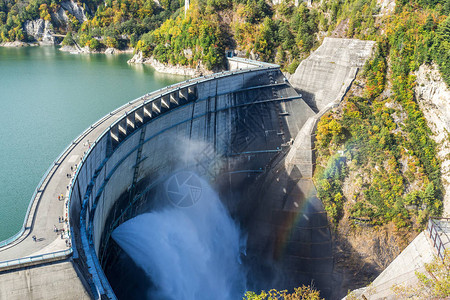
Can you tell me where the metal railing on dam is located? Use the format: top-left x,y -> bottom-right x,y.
0,248 -> 72,271
427,217 -> 450,261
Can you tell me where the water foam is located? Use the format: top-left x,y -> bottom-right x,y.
112,172 -> 246,299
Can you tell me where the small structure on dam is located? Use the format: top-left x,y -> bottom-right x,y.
0,39 -> 380,300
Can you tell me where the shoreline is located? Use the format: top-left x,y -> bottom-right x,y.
59,45 -> 134,55
0,41 -> 202,76
127,51 -> 213,77
0,41 -> 133,55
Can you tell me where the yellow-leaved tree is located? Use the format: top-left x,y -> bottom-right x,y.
243,286 -> 323,300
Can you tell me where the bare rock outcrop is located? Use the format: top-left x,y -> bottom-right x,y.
51,7 -> 69,28
51,0 -> 87,29
23,19 -> 55,45
19,0 -> 87,43
415,64 -> 450,217
60,0 -> 87,23
104,47 -> 133,54
104,48 -> 116,55
59,45 -> 79,53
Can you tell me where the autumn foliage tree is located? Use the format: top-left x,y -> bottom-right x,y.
243,286 -> 324,300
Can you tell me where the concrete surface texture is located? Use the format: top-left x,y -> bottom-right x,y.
289,37 -> 376,112
285,117 -> 316,178
431,218 -> 450,256
244,160 -> 333,297
228,57 -> 279,70
344,218 -> 450,299
0,94 -> 161,300
0,261 -> 90,300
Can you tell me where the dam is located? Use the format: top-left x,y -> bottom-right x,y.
68,58 -> 331,298
0,39 -> 379,300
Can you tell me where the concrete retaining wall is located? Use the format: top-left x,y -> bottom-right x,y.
289,37 -> 375,111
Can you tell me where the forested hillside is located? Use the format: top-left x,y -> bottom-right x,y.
305,1 -> 450,290
1,0 -> 449,76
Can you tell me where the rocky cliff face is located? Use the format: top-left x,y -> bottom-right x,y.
415,64 -> 450,217
51,0 -> 87,29
21,0 -> 86,45
60,0 -> 87,23
377,0 -> 395,15
51,8 -> 69,28
23,20 -> 55,45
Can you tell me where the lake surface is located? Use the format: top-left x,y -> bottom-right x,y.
0,46 -> 186,241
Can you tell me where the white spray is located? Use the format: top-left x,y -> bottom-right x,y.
112,171 -> 246,300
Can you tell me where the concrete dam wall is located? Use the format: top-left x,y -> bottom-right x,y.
68,64 -> 337,299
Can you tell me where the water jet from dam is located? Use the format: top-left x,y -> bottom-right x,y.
111,172 -> 246,300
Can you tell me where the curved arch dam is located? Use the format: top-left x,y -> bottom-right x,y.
0,46 -> 377,300
69,62 -> 333,298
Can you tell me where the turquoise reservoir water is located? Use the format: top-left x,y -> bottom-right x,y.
0,46 -> 186,241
